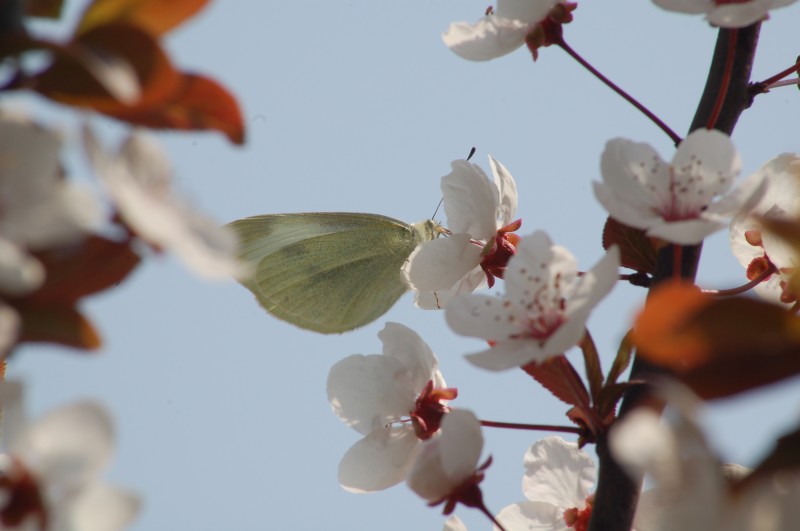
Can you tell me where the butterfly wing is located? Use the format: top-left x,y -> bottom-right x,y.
230,213 -> 435,333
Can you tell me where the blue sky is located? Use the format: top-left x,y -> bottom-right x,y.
8,1 -> 800,530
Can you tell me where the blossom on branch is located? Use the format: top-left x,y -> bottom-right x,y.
404,156 -> 519,309
446,231 -> 619,371
327,323 -> 457,492
653,0 -> 797,28
442,0 -> 574,61
0,382 -> 139,531
729,153 -> 800,303
406,410 -> 491,516
84,127 -> 243,280
594,129 -> 765,245
495,436 -> 597,531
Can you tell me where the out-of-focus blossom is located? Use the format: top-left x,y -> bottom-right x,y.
653,0 -> 797,28
443,0 -> 571,61
443,516 -> 468,531
404,156 -> 519,309
729,153 -> 800,303
0,114 -> 99,295
495,436 -> 596,531
84,126 -> 243,280
0,382 -> 139,531
406,409 -> 489,515
594,129 -> 765,245
610,385 -> 800,531
446,231 -> 619,371
327,323 -> 456,492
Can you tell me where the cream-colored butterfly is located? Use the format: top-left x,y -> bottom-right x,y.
229,213 -> 439,334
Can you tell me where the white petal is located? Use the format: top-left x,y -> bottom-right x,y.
522,437 -> 596,509
405,235 -> 483,292
379,322 -> 444,390
443,17 -> 529,62
444,516 -> 468,531
497,0 -> 558,23
439,410 -> 483,483
16,401 -> 113,487
338,426 -> 419,492
69,483 -> 140,531
0,239 -> 45,295
465,338 -> 545,371
709,3 -> 771,28
600,138 -> 667,215
488,156 -> 518,227
609,409 -> 675,479
413,268 -> 488,310
561,246 -> 620,322
496,501 -> 564,530
442,161 -> 501,239
327,354 -> 415,435
407,437 -> 452,501
593,181 -> 659,231
0,381 -> 25,448
0,305 -> 19,358
647,218 -> 725,245
445,293 -> 524,341
672,129 -> 740,204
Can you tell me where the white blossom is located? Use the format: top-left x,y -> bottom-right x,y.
653,0 -> 797,28
446,231 -> 619,371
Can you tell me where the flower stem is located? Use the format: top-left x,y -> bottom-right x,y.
481,506 -> 508,531
706,28 -> 738,130
555,38 -> 681,146
702,264 -> 776,296
479,420 -> 581,434
751,56 -> 800,93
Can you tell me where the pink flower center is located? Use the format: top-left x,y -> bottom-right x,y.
410,380 -> 458,440
477,219 -> 522,288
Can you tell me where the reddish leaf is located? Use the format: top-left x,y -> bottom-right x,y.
596,381 -> 639,420
77,0 -> 209,37
106,73 -> 246,145
602,217 -> 658,274
16,305 -> 101,350
34,23 -> 181,112
22,236 -> 141,305
632,281 -> 713,368
634,280 -> 800,398
25,0 -> 65,19
521,356 -> 590,408
606,330 -> 633,386
738,424 -> 800,490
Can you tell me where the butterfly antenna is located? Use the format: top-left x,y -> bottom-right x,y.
431,197 -> 444,220
467,146 -> 477,161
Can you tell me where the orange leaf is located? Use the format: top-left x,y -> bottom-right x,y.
632,281 -> 712,368
76,0 -> 209,37
106,72 -> 246,144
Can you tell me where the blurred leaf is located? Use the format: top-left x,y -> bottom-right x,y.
25,236 -> 141,304
633,280 -> 800,398
522,356 -> 590,408
602,217 -> 657,274
16,305 -> 101,350
606,330 -> 633,385
106,72 -> 246,145
34,23 -> 180,112
77,0 -> 209,37
24,0 -> 64,19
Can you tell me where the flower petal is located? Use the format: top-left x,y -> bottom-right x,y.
379,322 -> 445,390
413,268 -> 488,310
647,218 -> 726,245
443,17 -> 529,62
16,401 -> 113,488
522,436 -> 596,509
444,516 -> 468,531
442,160 -> 501,239
489,156 -> 518,227
652,0 -> 709,14
404,235 -> 483,292
465,338 -> 544,371
327,354 -> 415,435
446,294 -> 524,341
495,500 -> 564,530
338,426 -> 419,493
671,129 -> 740,205
439,410 -> 483,482
69,483 -> 140,531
